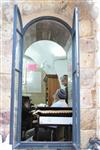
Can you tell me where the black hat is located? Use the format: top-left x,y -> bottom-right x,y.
57,89 -> 66,99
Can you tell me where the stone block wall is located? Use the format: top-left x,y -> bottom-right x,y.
95,24 -> 100,141
1,0 -> 100,149
1,1 -> 12,140
80,17 -> 96,148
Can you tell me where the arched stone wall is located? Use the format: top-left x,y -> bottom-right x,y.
1,1 -> 100,149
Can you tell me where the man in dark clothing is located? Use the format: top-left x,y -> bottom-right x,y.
60,75 -> 68,104
21,96 -> 33,140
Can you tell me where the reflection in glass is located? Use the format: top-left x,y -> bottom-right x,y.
15,33 -> 21,70
13,71 -> 19,144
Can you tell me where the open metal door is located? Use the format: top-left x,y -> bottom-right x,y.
10,5 -> 23,147
72,7 -> 80,150
9,4 -> 80,150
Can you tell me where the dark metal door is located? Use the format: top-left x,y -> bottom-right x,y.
72,7 -> 80,150
10,5 -> 23,145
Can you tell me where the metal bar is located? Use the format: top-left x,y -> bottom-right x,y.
16,28 -> 23,37
17,34 -> 23,142
72,25 -> 76,145
14,5 -> 23,143
72,7 -> 80,150
10,4 -> 17,144
74,7 -> 80,149
10,4 -> 23,145
15,68 -> 21,72
17,142 -> 74,149
17,5 -> 23,31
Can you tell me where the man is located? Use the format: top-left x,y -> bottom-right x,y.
33,89 -> 68,141
60,75 -> 72,141
21,96 -> 33,140
51,88 -> 68,107
60,75 -> 68,104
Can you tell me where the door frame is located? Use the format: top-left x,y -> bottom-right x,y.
10,5 -> 80,150
10,4 -> 23,144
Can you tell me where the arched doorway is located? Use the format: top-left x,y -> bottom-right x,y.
10,5 -> 80,150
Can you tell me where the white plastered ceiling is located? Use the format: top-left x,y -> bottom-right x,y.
25,40 -> 67,75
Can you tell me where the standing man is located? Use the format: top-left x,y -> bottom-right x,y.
60,75 -> 68,104
60,75 -> 72,141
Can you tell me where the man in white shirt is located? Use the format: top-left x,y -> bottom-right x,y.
51,89 -> 68,141
51,89 -> 68,107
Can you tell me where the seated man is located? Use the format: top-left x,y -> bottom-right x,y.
51,88 -> 68,107
32,89 -> 69,141
51,89 -> 68,141
21,96 -> 34,140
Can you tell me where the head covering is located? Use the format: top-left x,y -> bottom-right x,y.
57,89 -> 66,99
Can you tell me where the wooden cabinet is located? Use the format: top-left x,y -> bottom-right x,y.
44,74 -> 60,106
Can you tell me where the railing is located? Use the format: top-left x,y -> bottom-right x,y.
87,137 -> 100,150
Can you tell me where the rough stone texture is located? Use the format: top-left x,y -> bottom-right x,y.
2,41 -> 12,57
80,19 -> 93,37
0,74 -> 11,111
80,38 -> 96,53
80,69 -> 96,89
80,109 -> 96,130
0,40 -> 12,74
0,124 -> 9,142
91,89 -> 96,107
97,130 -> 100,139
2,112 -> 10,125
96,50 -> 100,68
97,109 -> 100,129
80,89 -> 94,108
80,52 -> 95,68
96,69 -> 100,86
0,56 -> 12,74
2,22 -> 13,41
22,3 -> 35,15
95,17 -> 100,139
81,130 -> 96,149
96,87 -> 100,108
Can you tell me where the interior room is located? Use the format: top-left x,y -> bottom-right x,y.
21,19 -> 73,142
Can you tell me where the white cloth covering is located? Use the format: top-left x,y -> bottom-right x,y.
51,99 -> 68,107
